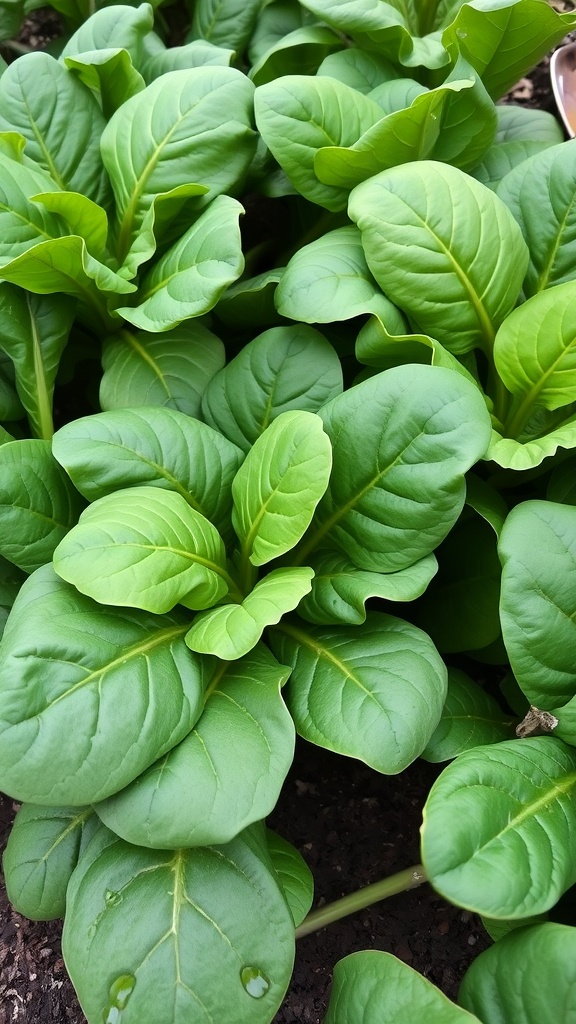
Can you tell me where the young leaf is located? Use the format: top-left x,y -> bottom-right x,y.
2,804 -> 98,920
94,644 -> 295,847
232,409 -> 332,567
266,828 -> 314,928
421,669 -> 514,763
0,565 -> 210,805
62,830 -> 295,1024
348,161 -> 528,355
60,2 -> 155,63
53,485 -> 230,614
141,39 -> 235,82
249,25 -> 342,86
298,365 -> 491,573
100,323 -> 224,417
202,325 -> 343,452
32,192 -> 109,260
191,0 -> 264,51
0,439 -> 83,573
421,736 -> 576,918
64,49 -> 146,119
316,46 -> 397,93
271,611 -> 447,773
185,567 -> 314,660
488,418 -> 576,472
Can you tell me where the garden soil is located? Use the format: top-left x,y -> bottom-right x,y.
1,3 -> 575,1020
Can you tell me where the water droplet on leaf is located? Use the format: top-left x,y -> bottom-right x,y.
105,890 -> 123,907
102,974 -> 136,1023
456,28 -> 467,39
240,966 -> 270,999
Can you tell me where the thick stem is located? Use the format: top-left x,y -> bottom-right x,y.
295,864 -> 427,940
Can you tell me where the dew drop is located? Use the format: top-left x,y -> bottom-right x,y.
456,28 -> 467,39
105,890 -> 123,908
102,973 -> 136,1023
240,966 -> 270,999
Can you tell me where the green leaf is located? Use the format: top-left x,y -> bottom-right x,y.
487,418 -> 576,471
0,156 -> 66,264
325,951 -> 481,1023
249,25 -> 342,85
117,182 -> 211,283
460,923 -> 576,1023
32,191 -> 109,260
232,410 -> 332,567
271,611 -> 447,773
495,104 -> 564,147
498,500 -> 576,709
254,75 -> 383,211
355,310 -> 481,383
0,439 -> 83,573
60,3 -> 155,62
141,39 -> 235,82
497,140 -> 576,296
421,736 -> 576,918
52,406 -> 243,542
64,48 -> 146,119
53,485 -> 230,614
116,195 -> 245,332
100,323 -> 224,417
2,804 -> 98,919
0,565 -> 209,805
266,828 -> 313,928
421,668 -> 514,763
100,67 -> 256,262
316,46 -> 397,92
185,567 -> 314,659
298,551 -> 437,626
472,139 -> 555,192
62,830 -> 295,1024
191,0 -> 264,50
0,554 -> 25,638
94,644 -> 294,847
202,325 -> 342,452
348,161 -> 528,355
0,284 -> 74,439
215,268 -> 284,329
0,52 -> 111,207
297,365 -> 492,572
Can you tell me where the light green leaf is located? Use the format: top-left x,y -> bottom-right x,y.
355,311 -> 481,384
495,104 -> 564,146
298,551 -> 437,626
499,500 -> 576,709
94,644 -> 294,847
202,325 -> 343,453
0,157 -> 66,264
52,406 -> 243,542
186,567 -> 314,659
421,736 -> 576,918
60,3 -> 155,62
116,182 -> 210,283
266,828 -> 313,928
460,923 -> 576,1023
0,565 -> 209,805
64,48 -> 146,119
0,554 -> 24,638
116,195 -> 245,332
421,668 -> 514,763
191,0 -> 264,50
348,161 -> 528,355
271,611 -> 447,773
2,804 -> 98,920
487,418 -> 576,471
0,439 -> 83,573
254,75 -> 383,210
0,284 -> 74,439
232,410 -> 332,566
297,364 -> 492,572
368,77 -> 427,114
53,485 -> 230,614
215,268 -> 283,329
32,191 -> 109,260
472,139 -> 554,192
316,46 -> 397,92
141,39 -> 235,82
249,25 -> 342,85
100,323 -> 224,417
325,951 -> 481,1023
62,830 -> 295,1024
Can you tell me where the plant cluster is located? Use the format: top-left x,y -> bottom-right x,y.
1,0 -> 576,1021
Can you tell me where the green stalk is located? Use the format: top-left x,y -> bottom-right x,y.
295,864 -> 427,939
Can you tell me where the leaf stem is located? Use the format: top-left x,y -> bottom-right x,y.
295,864 -> 427,939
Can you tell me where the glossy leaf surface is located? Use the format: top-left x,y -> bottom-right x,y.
421,669 -> 514,763
266,828 -> 313,928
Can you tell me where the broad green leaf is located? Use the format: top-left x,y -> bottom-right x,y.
0,554 -> 24,638
495,282 -> 576,440
249,25 -> 342,85
421,668 -> 514,763
0,284 -> 74,439
444,0 -> 576,100
0,157 -> 66,264
0,565 -> 209,804
232,410 -> 332,567
64,48 -> 146,119
52,406 -> 243,542
298,551 -> 437,626
202,325 -> 343,453
100,323 -> 224,416
254,75 -> 383,211
186,567 -> 314,659
497,140 -> 576,296
499,500 -> 576,709
297,365 -> 492,573
247,0 -> 306,63
480,914 -> 546,943
191,0 -> 264,50
116,182 -> 210,283
348,162 -> 528,355
421,736 -> 576,918
355,310 -> 481,383
460,923 -> 576,1023
100,67 -> 256,262
487,417 -> 576,471
94,644 -> 294,846
0,439 -> 83,573
464,473 -> 507,536
60,3 -> 155,62
271,611 -> 447,773
32,191 -> 109,260
2,804 -> 98,919
367,77 -> 427,114
62,830 -> 295,1024
116,195 -> 245,332
495,104 -> 564,147
325,951 -> 481,1023
316,46 -> 397,92
141,39 -> 235,82
266,828 -> 313,928
0,52 -> 111,207
215,268 -> 283,329
53,485 -> 230,614
472,139 -> 555,192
